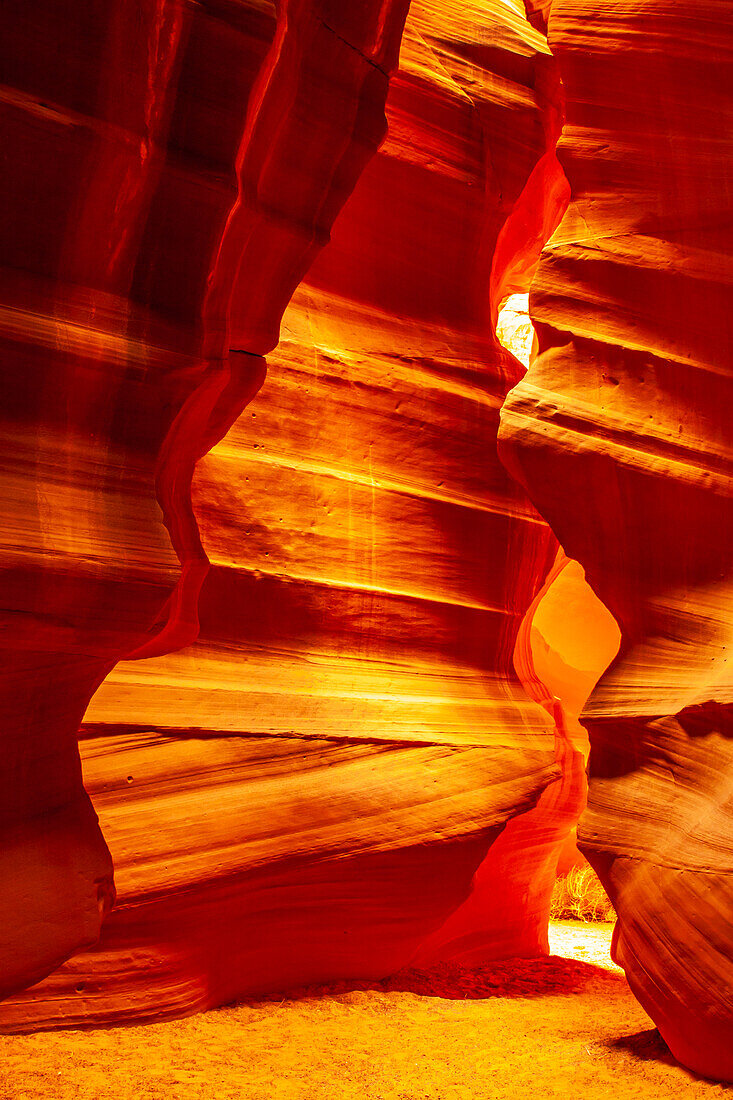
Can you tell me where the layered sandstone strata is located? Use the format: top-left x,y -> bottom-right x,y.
0,0 -> 573,1026
500,0 -> 733,1081
0,0 -> 411,1003
2,0 -> 730,1082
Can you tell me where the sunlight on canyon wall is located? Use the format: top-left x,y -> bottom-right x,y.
0,0 -> 730,1083
496,294 -> 534,371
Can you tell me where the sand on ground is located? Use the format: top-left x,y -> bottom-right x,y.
0,923 -> 728,1100
548,918 -> 622,971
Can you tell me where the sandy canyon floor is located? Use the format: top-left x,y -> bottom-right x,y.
1,923 -> 729,1100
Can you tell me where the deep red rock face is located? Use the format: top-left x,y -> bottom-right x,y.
0,0 -> 410,1004
500,0 -> 733,1082
0,0 -> 585,1025
1,0 -> 730,1084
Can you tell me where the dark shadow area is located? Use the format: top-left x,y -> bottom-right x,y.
609,1028 -> 674,1064
249,955 -> 624,1006
608,1030 -> 732,1086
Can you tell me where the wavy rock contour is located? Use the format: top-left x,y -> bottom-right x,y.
499,0 -> 733,1080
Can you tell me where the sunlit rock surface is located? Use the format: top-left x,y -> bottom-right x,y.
499,0 -> 733,1081
0,0 -> 411,1010
1,0 -> 730,1081
0,0 -> 582,1027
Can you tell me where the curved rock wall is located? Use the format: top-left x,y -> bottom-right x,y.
499,0 -> 733,1081
0,0 -> 410,1005
0,0 -> 578,1027
2,0 -> 730,1081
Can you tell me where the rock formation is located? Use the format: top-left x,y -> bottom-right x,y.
0,0 -> 576,1026
499,0 -> 733,1081
0,0 -> 410,1003
1,0 -> 731,1084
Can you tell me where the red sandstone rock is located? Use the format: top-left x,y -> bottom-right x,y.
499,0 -> 733,1081
0,0 -> 575,1027
0,0 -> 409,1001
1,0 -> 730,1084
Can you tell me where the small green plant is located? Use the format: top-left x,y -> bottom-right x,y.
550,865 -> 615,923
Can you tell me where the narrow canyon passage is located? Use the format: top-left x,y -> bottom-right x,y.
0,0 -> 730,1089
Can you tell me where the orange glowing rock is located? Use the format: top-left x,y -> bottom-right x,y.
0,0 -> 409,1006
0,0 -> 572,1026
0,0 -> 730,1084
499,0 -> 733,1081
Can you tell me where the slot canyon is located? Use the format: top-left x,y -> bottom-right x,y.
0,0 -> 731,1094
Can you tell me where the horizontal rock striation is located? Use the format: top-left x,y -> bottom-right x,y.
4,0 -> 730,1079
499,0 -> 733,1081
0,0 -> 410,1002
0,0 -> 577,1026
